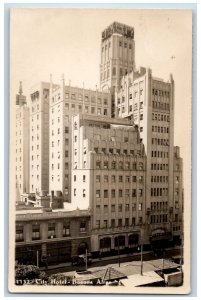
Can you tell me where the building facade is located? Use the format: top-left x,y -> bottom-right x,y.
15,209 -> 91,265
71,114 -> 147,256
116,67 -> 183,247
49,76 -> 111,203
100,22 -> 135,117
15,82 -> 30,201
29,82 -> 50,196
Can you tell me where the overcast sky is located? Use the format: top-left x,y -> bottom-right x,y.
10,8 -> 192,195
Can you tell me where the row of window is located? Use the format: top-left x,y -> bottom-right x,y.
151,163 -> 169,171
152,138 -> 169,146
152,126 -> 169,134
150,214 -> 168,224
96,188 -> 143,198
94,174 -> 143,183
152,101 -> 170,111
51,163 -> 68,170
51,151 -> 68,159
152,89 -> 170,98
152,113 -> 170,122
64,93 -> 109,105
151,187 -> 168,197
150,201 -> 168,211
96,160 -> 144,170
151,151 -> 169,158
96,216 -> 142,230
93,147 -> 142,156
96,202 -> 142,214
151,176 -> 169,183
16,221 -> 86,242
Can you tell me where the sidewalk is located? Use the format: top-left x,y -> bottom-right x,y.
40,248 -> 176,271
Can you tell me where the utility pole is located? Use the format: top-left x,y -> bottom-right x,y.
85,248 -> 88,271
36,251 -> 39,268
118,237 -> 120,268
140,244 -> 143,276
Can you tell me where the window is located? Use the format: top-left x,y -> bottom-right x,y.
96,220 -> 100,229
32,224 -> 40,240
111,161 -> 116,169
65,150 -> 68,157
132,176 -> 136,182
48,223 -> 56,239
103,220 -> 108,228
96,190 -> 100,198
83,175 -> 86,182
96,175 -> 100,183
111,219 -> 115,227
119,161 -> 123,169
83,189 -> 86,197
91,107 -> 95,114
139,189 -> 143,197
140,114 -> 143,120
63,222 -> 70,237
132,203 -> 136,211
118,204 -> 122,212
119,189 -> 123,197
112,67 -> 116,76
96,161 -> 101,169
104,98 -> 108,105
104,190 -> 108,198
74,189 -> 76,196
104,175 -> 108,183
80,222 -> 86,232
119,175 -> 123,182
118,219 -> 122,227
126,176 -> 130,183
111,189 -> 116,198
102,205 -> 108,214
125,189 -> 130,198
125,204 -> 129,211
132,189 -> 137,197
139,176 -> 143,183
111,205 -> 115,213
125,218 -> 129,226
16,225 -> 24,242
111,175 -> 116,183
104,161 -> 108,169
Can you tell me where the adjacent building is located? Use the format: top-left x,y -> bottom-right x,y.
15,208 -> 91,265
116,67 -> 183,247
29,82 -> 50,197
100,22 -> 135,117
49,76 -> 111,203
70,114 -> 147,256
15,82 -> 30,201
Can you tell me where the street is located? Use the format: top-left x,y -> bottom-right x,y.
44,247 -> 182,275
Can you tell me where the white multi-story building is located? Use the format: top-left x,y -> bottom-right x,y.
116,67 -> 183,247
70,113 -> 146,255
29,82 -> 50,196
15,82 -> 30,201
49,76 -> 111,202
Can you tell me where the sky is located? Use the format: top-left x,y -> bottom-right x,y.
10,8 -> 192,197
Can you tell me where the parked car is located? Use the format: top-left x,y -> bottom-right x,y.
71,253 -> 92,266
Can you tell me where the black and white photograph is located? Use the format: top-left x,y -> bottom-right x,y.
8,7 -> 192,294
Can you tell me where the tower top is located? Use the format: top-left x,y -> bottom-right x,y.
101,22 -> 134,42
19,81 -> 23,95
16,81 -> 26,106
